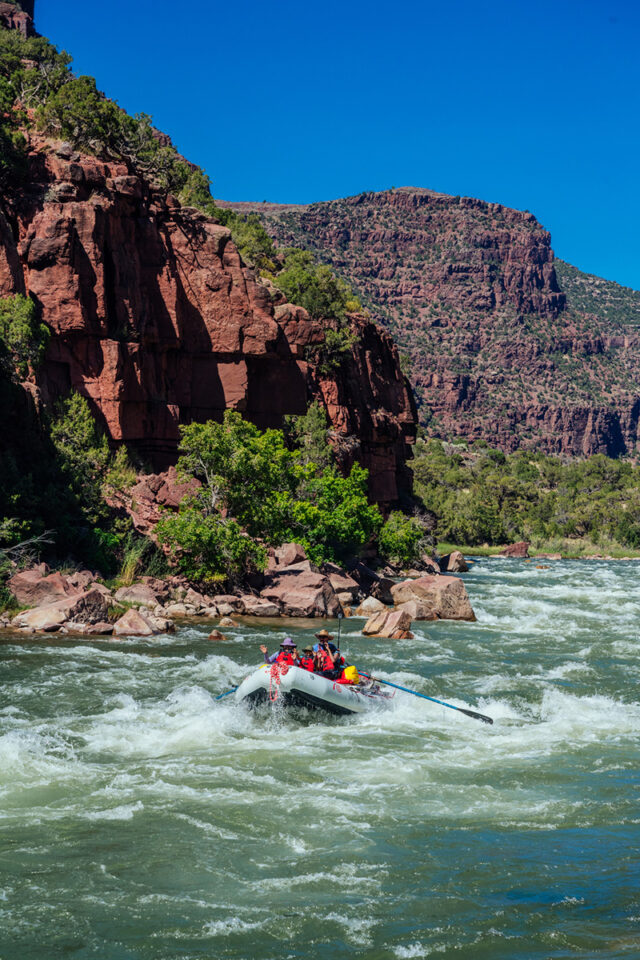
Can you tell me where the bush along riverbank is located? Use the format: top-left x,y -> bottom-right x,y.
413,437 -> 640,558
1,401 -> 478,635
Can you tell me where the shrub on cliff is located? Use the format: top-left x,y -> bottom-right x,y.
39,75 -> 123,153
0,294 -> 50,378
277,248 -> 358,321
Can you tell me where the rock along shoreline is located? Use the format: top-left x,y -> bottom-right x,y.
1,544 -> 476,639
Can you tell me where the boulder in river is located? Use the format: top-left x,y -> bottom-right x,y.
362,608 -> 413,639
112,608 -> 159,637
390,575 -> 476,621
396,599 -> 438,621
439,550 -> 469,573
11,587 -> 111,632
355,596 -> 387,617
238,595 -> 280,617
499,541 -> 530,558
260,561 -> 340,618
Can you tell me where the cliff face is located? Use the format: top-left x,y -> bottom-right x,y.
0,139 -> 416,505
0,1 -> 34,36
228,189 -> 640,457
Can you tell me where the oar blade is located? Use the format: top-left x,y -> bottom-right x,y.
458,706 -> 493,725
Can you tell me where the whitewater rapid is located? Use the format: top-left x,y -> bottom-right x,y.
1,558 -> 639,959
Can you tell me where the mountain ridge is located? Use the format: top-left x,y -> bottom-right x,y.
223,189 -> 640,457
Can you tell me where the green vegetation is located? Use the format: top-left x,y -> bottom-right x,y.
555,260 -> 640,328
378,511 -> 428,566
0,379 -> 136,577
156,410 -> 382,579
0,294 -> 49,378
413,438 -> 640,554
276,248 -> 359,321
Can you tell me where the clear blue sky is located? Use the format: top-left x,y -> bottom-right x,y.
37,0 -> 639,290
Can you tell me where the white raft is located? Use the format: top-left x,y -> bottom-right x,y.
235,663 -> 393,716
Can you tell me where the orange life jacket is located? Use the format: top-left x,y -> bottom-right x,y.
299,656 -> 315,671
318,650 -> 335,672
276,651 -> 297,665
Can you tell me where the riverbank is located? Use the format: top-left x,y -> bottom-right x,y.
437,539 -> 640,560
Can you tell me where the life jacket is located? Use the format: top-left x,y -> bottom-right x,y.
276,651 -> 297,665
299,656 -> 315,671
318,650 -> 335,672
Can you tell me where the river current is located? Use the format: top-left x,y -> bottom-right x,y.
1,558 -> 639,959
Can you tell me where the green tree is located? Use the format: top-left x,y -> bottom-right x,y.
284,401 -> 334,471
39,75 -> 123,153
276,464 -> 382,565
157,510 -> 266,583
277,248 -> 357,321
378,511 -> 426,565
49,392 -> 110,526
0,294 -> 50,378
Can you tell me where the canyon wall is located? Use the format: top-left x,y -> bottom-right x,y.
0,139 -> 416,505
228,189 -> 640,456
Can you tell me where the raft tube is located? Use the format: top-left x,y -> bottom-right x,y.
235,664 -> 392,716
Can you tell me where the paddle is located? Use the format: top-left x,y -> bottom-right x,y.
215,686 -> 238,701
359,673 -> 493,725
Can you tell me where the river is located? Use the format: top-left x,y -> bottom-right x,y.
1,558 -> 639,959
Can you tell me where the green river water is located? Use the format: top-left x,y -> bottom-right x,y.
1,558 -> 640,959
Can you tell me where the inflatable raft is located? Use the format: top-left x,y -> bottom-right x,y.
235,663 -> 393,715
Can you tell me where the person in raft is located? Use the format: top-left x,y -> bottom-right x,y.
299,646 -> 315,670
313,629 -> 346,680
260,638 -> 299,665
259,633 -> 360,685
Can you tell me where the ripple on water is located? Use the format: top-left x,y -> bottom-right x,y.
1,558 -> 639,959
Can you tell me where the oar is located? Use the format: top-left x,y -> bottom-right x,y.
359,673 -> 493,725
215,686 -> 238,701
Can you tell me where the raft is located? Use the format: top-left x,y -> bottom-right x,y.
235,663 -> 393,716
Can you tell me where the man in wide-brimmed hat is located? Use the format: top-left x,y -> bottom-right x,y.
312,628 -> 344,678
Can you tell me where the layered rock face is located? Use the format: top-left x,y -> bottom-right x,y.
0,139 -> 416,504
227,190 -> 640,456
0,1 -> 34,36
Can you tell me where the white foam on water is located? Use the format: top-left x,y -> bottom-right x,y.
202,917 -> 268,937
81,800 -> 144,821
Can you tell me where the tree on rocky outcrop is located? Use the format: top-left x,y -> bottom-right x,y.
0,294 -> 49,378
157,411 -> 382,577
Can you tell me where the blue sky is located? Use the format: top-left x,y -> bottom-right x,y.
37,0 -> 639,290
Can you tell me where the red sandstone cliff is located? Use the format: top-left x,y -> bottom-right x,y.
227,190 -> 640,457
0,138 -> 416,505
0,1 -> 33,36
